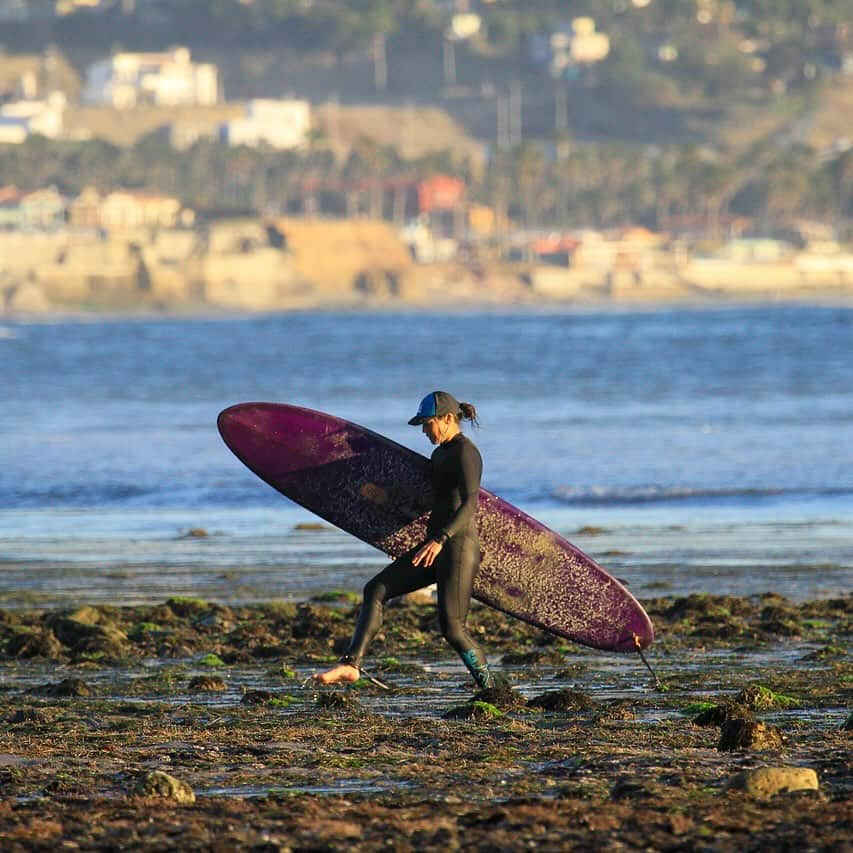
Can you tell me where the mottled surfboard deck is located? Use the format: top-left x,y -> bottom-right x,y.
218,402 -> 654,652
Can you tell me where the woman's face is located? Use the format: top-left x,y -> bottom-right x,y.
422,413 -> 455,445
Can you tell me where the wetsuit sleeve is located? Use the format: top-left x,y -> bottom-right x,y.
438,442 -> 482,541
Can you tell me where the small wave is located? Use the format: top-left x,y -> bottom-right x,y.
0,482 -> 282,510
0,483 -> 153,509
0,326 -> 19,340
550,485 -> 853,507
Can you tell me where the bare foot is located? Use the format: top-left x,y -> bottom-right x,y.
312,663 -> 360,684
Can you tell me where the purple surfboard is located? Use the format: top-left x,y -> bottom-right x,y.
218,402 -> 654,652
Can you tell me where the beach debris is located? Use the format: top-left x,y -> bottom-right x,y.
310,589 -> 361,604
188,675 -> 227,692
0,590 -> 849,850
801,644 -> 846,662
182,528 -> 209,538
46,607 -> 128,657
375,656 -> 425,675
718,720 -> 784,751
241,689 -> 275,705
692,700 -> 754,727
760,605 -> 802,636
735,685 -> 799,710
724,766 -> 819,798
7,708 -> 53,725
166,597 -> 210,618
5,628 -> 63,659
691,685 -> 798,727
28,677 -> 93,698
758,592 -> 803,636
473,677 -> 526,710
528,688 -> 597,712
317,691 -> 363,712
594,701 -> 637,722
240,690 -> 296,708
157,642 -> 196,658
401,588 -> 436,605
444,700 -> 504,720
610,779 -> 651,800
136,771 -> 196,805
292,603 -> 343,639
193,608 -> 236,632
575,526 -> 608,536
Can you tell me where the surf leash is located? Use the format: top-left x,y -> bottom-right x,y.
633,634 -> 666,692
359,668 -> 391,690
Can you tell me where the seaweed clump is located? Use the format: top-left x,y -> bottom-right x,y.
529,689 -> 597,712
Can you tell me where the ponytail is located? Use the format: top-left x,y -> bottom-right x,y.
459,402 -> 479,427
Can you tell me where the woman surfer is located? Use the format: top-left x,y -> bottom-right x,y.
313,391 -> 495,690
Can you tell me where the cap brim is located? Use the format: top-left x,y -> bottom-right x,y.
408,416 -> 426,425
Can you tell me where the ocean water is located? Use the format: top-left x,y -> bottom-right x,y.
0,306 -> 851,607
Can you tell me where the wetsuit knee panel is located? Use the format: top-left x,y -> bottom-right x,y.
362,576 -> 387,604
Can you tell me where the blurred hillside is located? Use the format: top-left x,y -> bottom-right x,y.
0,0 -> 850,238
3,0 -> 851,147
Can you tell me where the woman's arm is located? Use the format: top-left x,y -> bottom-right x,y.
438,442 -> 482,542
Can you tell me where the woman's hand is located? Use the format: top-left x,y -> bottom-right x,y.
412,538 -> 444,567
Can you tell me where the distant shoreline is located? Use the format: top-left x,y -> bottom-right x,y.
3,289 -> 853,323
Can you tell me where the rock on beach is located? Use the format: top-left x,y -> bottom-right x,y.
718,720 -> 784,751
136,771 -> 196,805
725,767 -> 819,798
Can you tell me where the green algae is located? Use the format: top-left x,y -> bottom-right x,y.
198,653 -> 227,667
444,700 -> 504,720
802,644 -> 846,661
167,596 -> 209,608
737,685 -> 800,710
311,590 -> 361,604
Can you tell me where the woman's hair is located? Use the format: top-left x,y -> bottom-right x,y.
457,402 -> 479,427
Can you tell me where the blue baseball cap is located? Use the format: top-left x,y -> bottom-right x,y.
408,391 -> 462,425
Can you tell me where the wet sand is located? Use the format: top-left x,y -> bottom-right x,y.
0,591 -> 849,850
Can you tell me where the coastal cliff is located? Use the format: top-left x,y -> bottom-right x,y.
2,220 -> 852,315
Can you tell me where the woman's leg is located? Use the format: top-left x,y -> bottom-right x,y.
313,548 -> 435,683
436,538 -> 493,689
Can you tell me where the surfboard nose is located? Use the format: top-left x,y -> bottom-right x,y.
217,405 -> 244,444
217,403 -> 247,436
217,403 -> 273,453
217,403 -> 272,440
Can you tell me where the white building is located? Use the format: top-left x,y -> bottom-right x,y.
220,99 -> 311,150
446,13 -> 481,41
56,0 -> 111,13
529,17 -> 610,78
83,47 -> 219,109
0,93 -> 65,144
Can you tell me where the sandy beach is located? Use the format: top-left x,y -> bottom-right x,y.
0,591 -> 849,850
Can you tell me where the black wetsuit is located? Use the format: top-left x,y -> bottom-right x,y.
342,433 -> 493,688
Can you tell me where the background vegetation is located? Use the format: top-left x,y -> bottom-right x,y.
1,0 -> 850,236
